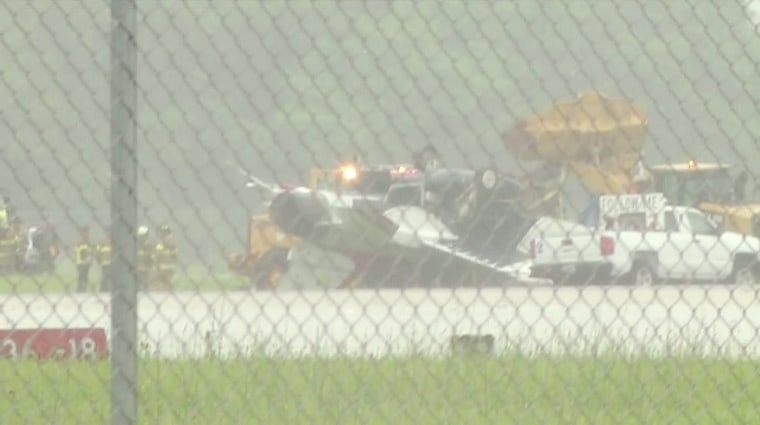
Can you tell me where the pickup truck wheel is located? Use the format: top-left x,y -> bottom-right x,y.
733,267 -> 755,286
630,265 -> 655,286
255,262 -> 287,290
267,265 -> 286,288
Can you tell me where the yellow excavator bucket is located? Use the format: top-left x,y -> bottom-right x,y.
504,91 -> 649,204
503,91 -> 648,164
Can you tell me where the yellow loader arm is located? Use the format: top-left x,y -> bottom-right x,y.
503,91 -> 649,202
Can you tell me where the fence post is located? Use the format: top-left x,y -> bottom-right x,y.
110,0 -> 138,424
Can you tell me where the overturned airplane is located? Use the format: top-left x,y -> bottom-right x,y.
265,153 -> 544,288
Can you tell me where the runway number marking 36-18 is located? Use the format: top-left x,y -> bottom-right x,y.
0,328 -> 108,361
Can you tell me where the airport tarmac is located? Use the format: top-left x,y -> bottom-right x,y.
1,284 -> 759,359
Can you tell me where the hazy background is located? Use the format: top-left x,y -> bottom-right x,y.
1,0 -> 759,283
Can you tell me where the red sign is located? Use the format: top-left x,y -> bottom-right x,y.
0,328 -> 108,361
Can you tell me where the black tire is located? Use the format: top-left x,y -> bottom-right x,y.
252,249 -> 291,290
475,167 -> 498,192
255,261 -> 288,290
730,257 -> 757,285
627,261 -> 657,286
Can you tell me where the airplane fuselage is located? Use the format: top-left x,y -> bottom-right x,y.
267,166 -> 538,287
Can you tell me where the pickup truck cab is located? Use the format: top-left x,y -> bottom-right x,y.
530,198 -> 760,285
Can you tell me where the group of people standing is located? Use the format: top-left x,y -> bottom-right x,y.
0,196 -> 59,275
75,224 -> 178,292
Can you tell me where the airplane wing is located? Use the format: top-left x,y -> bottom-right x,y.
383,207 -> 551,286
417,238 -> 550,285
228,160 -> 286,196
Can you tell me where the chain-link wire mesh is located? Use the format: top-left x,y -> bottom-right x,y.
2,0 -> 760,423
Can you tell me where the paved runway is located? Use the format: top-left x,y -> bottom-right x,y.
1,284 -> 760,359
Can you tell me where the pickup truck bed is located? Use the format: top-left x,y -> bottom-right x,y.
524,218 -> 613,284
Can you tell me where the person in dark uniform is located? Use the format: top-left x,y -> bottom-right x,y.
137,226 -> 153,290
153,224 -> 177,290
75,226 -> 92,292
96,233 -> 112,292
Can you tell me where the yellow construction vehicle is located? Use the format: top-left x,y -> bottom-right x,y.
227,212 -> 300,289
309,160 -> 419,193
503,90 -> 648,216
503,91 -> 760,237
647,160 -> 760,236
701,203 -> 760,236
310,162 -> 361,190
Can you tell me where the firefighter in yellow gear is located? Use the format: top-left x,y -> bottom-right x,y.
137,226 -> 153,290
10,218 -> 25,273
0,195 -> 15,236
153,224 -> 177,290
75,226 -> 93,292
0,197 -> 11,268
0,228 -> 15,273
0,205 -> 8,235
96,233 -> 112,292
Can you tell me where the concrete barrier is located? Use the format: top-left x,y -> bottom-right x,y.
1,284 -> 759,359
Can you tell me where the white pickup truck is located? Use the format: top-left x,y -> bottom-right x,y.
530,204 -> 760,285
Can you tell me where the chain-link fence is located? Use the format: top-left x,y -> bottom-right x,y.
2,0 -> 760,423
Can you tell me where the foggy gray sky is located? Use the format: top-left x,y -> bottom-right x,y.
2,0 -> 759,274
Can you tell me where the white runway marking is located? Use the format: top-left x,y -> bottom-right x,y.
1,285 -> 759,359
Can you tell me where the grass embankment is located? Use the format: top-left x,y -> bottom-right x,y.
1,354 -> 758,425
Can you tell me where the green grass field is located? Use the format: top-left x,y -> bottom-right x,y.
0,272 -> 248,294
2,265 -> 757,424
1,354 -> 758,425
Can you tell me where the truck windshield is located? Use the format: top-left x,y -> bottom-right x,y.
655,171 -> 733,206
